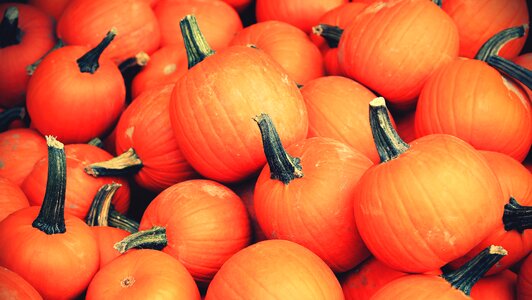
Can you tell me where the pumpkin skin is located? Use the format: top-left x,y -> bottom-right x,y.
170,46 -> 308,183
155,0 -> 242,50
372,276 -> 470,300
338,0 -> 459,107
0,266 -> 42,300
26,43 -> 126,144
518,254 -> 532,300
86,249 -> 201,300
470,270 -> 517,300
0,177 -> 29,222
205,239 -> 344,300
115,84 -> 198,192
229,20 -> 324,85
415,58 -> 532,162
139,179 -> 251,283
22,144 -> 130,219
255,0 -> 348,34
28,0 -> 70,20
57,0 -> 160,64
91,226 -> 130,269
0,3 -> 55,108
442,0 -> 529,59
513,53 -> 532,99
0,128 -> 47,186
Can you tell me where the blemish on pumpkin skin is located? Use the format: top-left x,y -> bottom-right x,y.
121,275 -> 135,288
125,127 -> 135,140
163,64 -> 176,75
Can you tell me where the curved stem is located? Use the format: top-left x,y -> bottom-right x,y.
118,52 -> 150,73
84,148 -> 143,177
442,245 -> 507,296
369,97 -> 409,163
487,55 -> 532,90
503,197 -> 532,233
114,226 -> 167,253
32,136 -> 67,235
77,28 -> 117,74
312,24 -> 343,48
254,113 -> 303,184
475,25 -> 527,61
86,183 -> 122,227
180,15 -> 215,69
108,208 -> 139,233
0,6 -> 21,48
27,39 -> 64,75
0,106 -> 25,132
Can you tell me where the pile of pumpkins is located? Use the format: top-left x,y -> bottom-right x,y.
0,0 -> 530,299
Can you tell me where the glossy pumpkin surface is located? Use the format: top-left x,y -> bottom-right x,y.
0,266 -> 42,300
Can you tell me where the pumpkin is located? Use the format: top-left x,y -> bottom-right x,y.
0,4 -> 55,108
470,270 -> 517,300
518,253 -> 532,300
85,84 -> 198,192
22,143 -> 130,219
0,128 -> 47,186
115,179 -> 251,283
372,245 -> 507,299
442,0 -> 529,59
0,266 -> 42,300
170,15 -> 308,183
337,0 -> 459,108
255,0 -> 348,34
86,249 -> 201,300
229,20 -> 324,84
0,136 -> 99,299
155,0 -> 242,50
0,177 -> 29,222
354,97 -> 503,273
205,239 -> 344,299
57,0 -> 160,64
28,0 -> 71,20
26,29 -> 126,144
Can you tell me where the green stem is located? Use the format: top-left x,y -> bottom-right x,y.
86,183 -> 122,227
312,24 -> 343,48
475,25 -> 527,61
0,7 -> 21,48
118,52 -> 150,73
114,226 -> 167,253
84,148 -> 143,177
32,136 -> 67,235
432,0 -> 442,7
0,106 -> 25,132
77,28 -> 117,74
487,55 -> 532,90
254,113 -> 303,184
27,39 -> 64,75
369,97 -> 410,163
442,245 -> 507,296
503,197 -> 532,233
180,15 -> 215,69
88,137 -> 104,148
108,208 -> 139,233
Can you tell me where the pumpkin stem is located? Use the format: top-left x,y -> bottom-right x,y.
503,197 -> 532,233
312,24 -> 343,48
0,106 -> 25,132
487,55 -> 532,90
475,25 -> 527,61
77,28 -> 117,74
369,97 -> 409,163
432,0 -> 442,7
32,136 -> 67,235
108,208 -> 139,233
26,39 -> 64,75
86,183 -> 122,227
0,7 -> 22,48
84,148 -> 143,177
118,51 -> 150,73
254,113 -> 303,184
442,245 -> 507,296
114,226 -> 167,253
88,137 -> 104,148
180,15 -> 215,69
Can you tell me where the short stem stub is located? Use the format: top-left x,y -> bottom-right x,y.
487,55 -> 532,90
254,113 -> 303,184
86,183 -> 122,227
84,148 -> 143,177
369,97 -> 409,163
180,15 -> 215,69
312,24 -> 343,48
0,7 -> 21,48
442,245 -> 507,296
88,137 -> 104,148
0,106 -> 25,132
27,39 -> 64,75
114,226 -> 167,253
77,28 -> 117,74
475,25 -> 527,61
32,136 -> 67,235
108,208 -> 139,233
118,51 -> 150,73
503,197 -> 532,233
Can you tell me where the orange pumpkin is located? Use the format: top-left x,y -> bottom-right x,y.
338,0 -> 459,108
230,21 -> 323,85
0,266 -> 42,300
354,97 -> 503,273
28,0 -> 71,20
170,15 -> 308,183
0,177 -> 29,222
205,239 -> 344,299
518,253 -> 532,300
